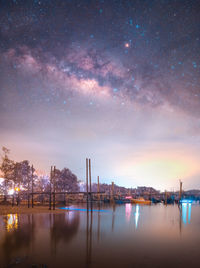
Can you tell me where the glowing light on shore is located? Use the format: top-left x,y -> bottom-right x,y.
15,187 -> 20,192
8,189 -> 14,195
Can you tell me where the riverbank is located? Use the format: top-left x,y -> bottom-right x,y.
0,205 -> 66,215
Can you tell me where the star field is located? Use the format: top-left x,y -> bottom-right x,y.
0,0 -> 200,190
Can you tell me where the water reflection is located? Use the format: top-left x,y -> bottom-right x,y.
135,204 -> 140,229
85,206 -> 93,267
50,212 -> 80,245
2,214 -> 35,265
188,203 -> 191,224
125,203 -> 132,223
181,203 -> 192,225
0,204 -> 200,268
4,214 -> 18,232
112,203 -> 115,231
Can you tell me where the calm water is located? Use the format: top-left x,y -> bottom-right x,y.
0,203 -> 200,268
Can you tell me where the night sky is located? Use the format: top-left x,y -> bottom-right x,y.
0,0 -> 200,190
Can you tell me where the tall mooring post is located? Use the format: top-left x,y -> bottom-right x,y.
49,166 -> 52,210
53,166 -> 56,210
97,176 -> 100,200
89,159 -> 92,206
165,190 -> 168,205
27,167 -> 30,208
179,180 -> 183,201
111,182 -> 114,202
86,158 -> 89,204
89,159 -> 92,194
31,165 -> 34,208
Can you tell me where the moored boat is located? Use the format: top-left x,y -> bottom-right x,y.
131,197 -> 151,205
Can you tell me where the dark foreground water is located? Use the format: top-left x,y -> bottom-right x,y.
0,203 -> 200,268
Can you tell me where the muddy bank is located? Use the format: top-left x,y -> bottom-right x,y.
0,205 -> 66,215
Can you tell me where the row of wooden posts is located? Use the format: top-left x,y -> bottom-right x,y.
12,158 -> 114,209
30,159 -> 106,210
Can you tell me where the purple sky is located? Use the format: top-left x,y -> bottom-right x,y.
0,0 -> 200,190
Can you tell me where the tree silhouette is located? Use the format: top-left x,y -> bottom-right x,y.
0,147 -> 15,201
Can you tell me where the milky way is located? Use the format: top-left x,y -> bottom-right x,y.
0,0 -> 200,190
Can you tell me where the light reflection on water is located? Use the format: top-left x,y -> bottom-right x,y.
125,203 -> 132,222
135,204 -> 140,229
182,203 -> 192,225
0,203 -> 200,268
4,214 -> 19,232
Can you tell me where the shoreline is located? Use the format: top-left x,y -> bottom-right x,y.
0,205 -> 66,215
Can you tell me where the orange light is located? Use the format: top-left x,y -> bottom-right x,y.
125,43 -> 130,48
15,187 -> 20,192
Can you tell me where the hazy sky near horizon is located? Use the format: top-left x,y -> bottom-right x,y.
0,0 -> 200,191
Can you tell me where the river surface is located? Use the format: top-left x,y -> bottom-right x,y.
0,203 -> 200,268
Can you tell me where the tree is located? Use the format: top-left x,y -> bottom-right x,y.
34,174 -> 50,192
54,168 -> 79,192
14,160 -> 32,190
0,147 -> 15,201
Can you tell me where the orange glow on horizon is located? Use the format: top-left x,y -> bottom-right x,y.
115,149 -> 200,190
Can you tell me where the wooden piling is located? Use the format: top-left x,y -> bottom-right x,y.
28,167 -> 30,208
165,190 -> 167,205
89,159 -> 91,193
53,166 -> 56,210
179,180 -> 183,201
111,182 -> 114,202
89,159 -> 92,203
86,158 -> 88,204
49,166 -> 52,210
31,165 -> 34,208
97,176 -> 100,200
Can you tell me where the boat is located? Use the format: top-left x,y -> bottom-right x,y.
151,197 -> 161,204
131,197 -> 151,205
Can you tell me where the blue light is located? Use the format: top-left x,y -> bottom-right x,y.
180,199 -> 193,204
59,207 -> 108,212
188,203 -> 191,224
181,202 -> 193,225
182,203 -> 187,225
